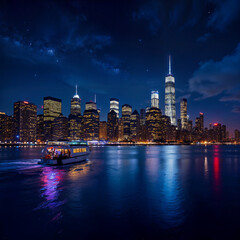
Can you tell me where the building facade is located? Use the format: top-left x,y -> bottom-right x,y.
0,112 -> 14,143
151,91 -> 159,109
52,114 -> 69,140
146,107 -> 162,141
122,104 -> 132,140
99,121 -> 108,140
43,96 -> 62,141
130,110 -> 140,141
83,108 -> 99,141
37,114 -> 45,142
70,85 -> 81,116
165,56 -> 176,126
107,110 -> 118,141
14,101 -> 37,142
180,98 -> 187,130
110,98 -> 119,118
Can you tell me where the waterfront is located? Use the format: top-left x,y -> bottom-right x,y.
1,145 -> 240,239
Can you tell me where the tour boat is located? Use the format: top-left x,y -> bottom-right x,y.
40,140 -> 90,165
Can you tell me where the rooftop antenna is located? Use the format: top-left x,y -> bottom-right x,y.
94,94 -> 96,103
75,84 -> 78,95
169,55 -> 171,75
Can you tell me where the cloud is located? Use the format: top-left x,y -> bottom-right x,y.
208,0 -> 240,30
189,43 -> 240,100
197,33 -> 211,42
132,1 -> 161,35
91,54 -> 125,75
176,94 -> 191,103
232,105 -> 240,113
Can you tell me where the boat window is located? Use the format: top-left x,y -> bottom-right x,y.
73,148 -> 87,153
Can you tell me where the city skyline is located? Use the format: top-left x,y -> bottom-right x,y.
0,81 -> 236,138
1,0 -> 240,133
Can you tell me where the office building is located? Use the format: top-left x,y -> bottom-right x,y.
0,112 -> 14,142
130,110 -> 140,141
52,114 -> 69,140
70,85 -> 81,116
151,91 -> 159,109
99,121 -> 108,140
43,96 -> 62,140
107,110 -> 118,141
37,114 -> 45,142
180,98 -> 188,130
146,107 -> 162,141
165,56 -> 176,126
110,98 -> 119,118
83,108 -> 99,140
140,109 -> 146,125
85,101 -> 97,111
122,104 -> 132,140
14,101 -> 37,142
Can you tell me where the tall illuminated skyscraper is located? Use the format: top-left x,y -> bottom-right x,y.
85,101 -> 97,111
180,98 -> 187,130
122,104 -> 132,140
14,101 -> 37,142
110,98 -> 119,118
43,97 -> 62,122
70,85 -> 81,116
43,96 -> 62,140
151,91 -> 159,108
165,55 -> 176,126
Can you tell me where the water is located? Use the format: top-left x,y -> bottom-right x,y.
1,145 -> 240,239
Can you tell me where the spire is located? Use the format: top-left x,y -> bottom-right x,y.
73,84 -> 80,98
94,94 -> 97,103
168,55 -> 171,75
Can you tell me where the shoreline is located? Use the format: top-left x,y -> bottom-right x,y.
0,142 -> 240,147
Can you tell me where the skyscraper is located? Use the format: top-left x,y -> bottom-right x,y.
37,114 -> 45,142
14,101 -> 37,142
140,109 -> 146,125
122,104 -> 132,140
43,96 -> 62,140
180,98 -> 188,130
0,112 -> 14,143
85,101 -> 97,111
165,55 -> 176,126
146,107 -> 162,141
151,91 -> 159,109
99,121 -> 108,140
107,110 -> 118,141
130,110 -> 140,141
52,114 -> 69,140
83,106 -> 99,141
43,97 -> 62,122
110,98 -> 119,118
70,85 -> 81,116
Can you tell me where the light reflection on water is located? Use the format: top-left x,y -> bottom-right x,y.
160,146 -> 185,228
35,167 -> 66,212
1,145 -> 240,239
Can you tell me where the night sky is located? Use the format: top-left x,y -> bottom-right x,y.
1,0 -> 240,134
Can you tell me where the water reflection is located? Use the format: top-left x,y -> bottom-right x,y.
35,167 -> 65,213
68,161 -> 92,180
161,146 -> 185,228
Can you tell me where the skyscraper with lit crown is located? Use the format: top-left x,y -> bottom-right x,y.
110,98 -> 119,118
71,85 -> 81,116
151,91 -> 159,108
165,55 -> 176,126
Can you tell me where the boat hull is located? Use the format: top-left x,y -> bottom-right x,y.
40,153 -> 89,165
